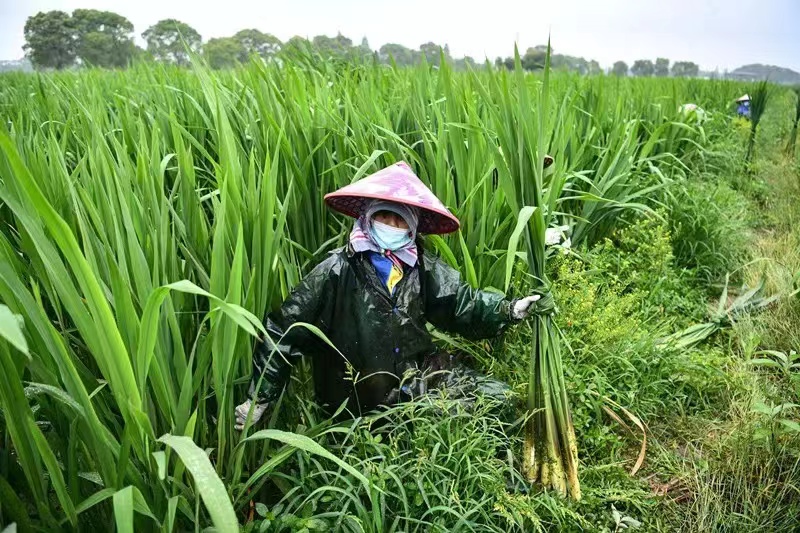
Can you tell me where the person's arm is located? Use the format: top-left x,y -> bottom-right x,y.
247,254 -> 338,403
422,253 -> 518,339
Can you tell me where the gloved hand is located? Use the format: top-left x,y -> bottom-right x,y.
234,398 -> 269,431
511,294 -> 542,320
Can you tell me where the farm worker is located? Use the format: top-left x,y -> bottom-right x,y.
234,161 -> 550,429
736,94 -> 751,118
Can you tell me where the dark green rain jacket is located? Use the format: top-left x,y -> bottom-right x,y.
249,242 -> 518,415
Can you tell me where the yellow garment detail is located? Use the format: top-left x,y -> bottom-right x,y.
387,263 -> 403,294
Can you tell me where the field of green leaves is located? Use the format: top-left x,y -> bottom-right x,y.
1,50 -> 799,532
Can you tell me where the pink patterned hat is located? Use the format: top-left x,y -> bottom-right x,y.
324,161 -> 460,234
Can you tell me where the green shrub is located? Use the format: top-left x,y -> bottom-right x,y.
587,214 -> 708,324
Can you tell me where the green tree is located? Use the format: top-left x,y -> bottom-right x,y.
671,61 -> 699,77
520,46 -> 599,75
553,54 -> 597,74
655,57 -> 670,77
312,33 -> 353,58
132,45 -> 151,62
419,42 -> 450,66
612,61 -> 629,76
355,37 -> 373,60
281,36 -> 312,60
233,29 -> 281,61
142,19 -> 201,66
631,59 -> 654,77
522,46 -> 548,71
451,55 -> 475,71
379,43 -> 418,66
204,37 -> 245,69
23,11 -> 76,69
72,9 -> 135,68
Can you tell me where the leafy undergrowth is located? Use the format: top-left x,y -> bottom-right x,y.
241,133 -> 800,532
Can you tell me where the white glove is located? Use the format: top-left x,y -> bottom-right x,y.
234,399 -> 269,430
512,295 -> 542,320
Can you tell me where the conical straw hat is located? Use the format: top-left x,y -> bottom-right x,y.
324,161 -> 460,234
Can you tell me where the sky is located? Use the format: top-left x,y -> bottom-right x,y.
1,0 -> 798,72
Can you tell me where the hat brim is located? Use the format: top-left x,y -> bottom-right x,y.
324,193 -> 460,234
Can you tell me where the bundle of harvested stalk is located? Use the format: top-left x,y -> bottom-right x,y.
480,41 -> 580,500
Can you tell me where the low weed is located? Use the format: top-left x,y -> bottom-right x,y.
668,180 -> 752,284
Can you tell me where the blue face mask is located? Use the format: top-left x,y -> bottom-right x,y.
371,220 -> 413,251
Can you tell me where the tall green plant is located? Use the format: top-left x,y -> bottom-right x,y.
745,80 -> 771,165
786,87 -> 800,157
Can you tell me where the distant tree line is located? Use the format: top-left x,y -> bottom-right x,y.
21,10 -> 476,70
611,58 -> 700,77
493,46 -> 602,74
490,50 -> 700,78
21,9 -> 702,78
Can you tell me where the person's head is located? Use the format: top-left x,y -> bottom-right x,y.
363,200 -> 419,251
